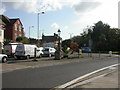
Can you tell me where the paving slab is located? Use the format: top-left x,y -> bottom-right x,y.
76,69 -> 119,88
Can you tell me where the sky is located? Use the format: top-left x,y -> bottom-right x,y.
0,0 -> 119,40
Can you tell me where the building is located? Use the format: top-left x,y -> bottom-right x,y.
29,38 -> 42,45
0,15 -> 24,43
42,33 -> 62,48
0,19 -> 6,53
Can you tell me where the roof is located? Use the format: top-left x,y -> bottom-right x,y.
42,33 -> 61,43
0,15 -> 11,25
0,19 -> 6,25
42,36 -> 55,42
10,18 -> 23,26
0,15 -> 23,26
10,19 -> 18,24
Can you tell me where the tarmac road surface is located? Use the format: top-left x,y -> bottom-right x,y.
2,57 -> 118,88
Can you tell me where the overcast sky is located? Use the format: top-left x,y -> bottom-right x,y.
0,0 -> 119,40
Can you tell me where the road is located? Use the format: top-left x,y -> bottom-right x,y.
2,57 -> 118,88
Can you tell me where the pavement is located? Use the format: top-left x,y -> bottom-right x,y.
73,68 -> 119,89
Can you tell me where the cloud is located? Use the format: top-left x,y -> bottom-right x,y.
63,26 -> 69,30
51,23 -> 60,29
0,2 -> 6,14
0,8 -> 6,14
73,1 -> 101,14
2,0 -> 102,14
73,0 -> 118,29
2,0 -> 63,13
3,0 -> 38,13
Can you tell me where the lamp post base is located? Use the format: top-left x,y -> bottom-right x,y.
54,50 -> 61,60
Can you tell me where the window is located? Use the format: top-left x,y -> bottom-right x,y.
15,33 -> 17,40
18,20 -> 20,24
14,24 -> 17,30
19,25 -> 21,31
19,34 -> 21,36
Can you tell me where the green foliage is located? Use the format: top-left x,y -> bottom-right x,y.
16,37 -> 23,42
62,39 -> 71,47
4,39 -> 11,45
16,36 -> 29,44
62,45 -> 68,52
65,49 -> 71,54
62,21 -> 120,52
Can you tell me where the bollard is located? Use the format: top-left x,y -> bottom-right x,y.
109,51 -> 112,57
79,49 -> 82,55
33,48 -> 38,61
79,49 -> 82,58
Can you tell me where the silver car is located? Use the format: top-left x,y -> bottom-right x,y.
42,47 -> 56,57
0,54 -> 8,63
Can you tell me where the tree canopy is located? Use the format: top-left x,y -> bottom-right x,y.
16,36 -> 29,44
62,21 -> 120,52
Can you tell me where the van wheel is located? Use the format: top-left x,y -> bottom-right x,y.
2,57 -> 7,63
26,55 -> 30,59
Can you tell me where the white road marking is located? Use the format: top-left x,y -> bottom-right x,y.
54,63 -> 119,89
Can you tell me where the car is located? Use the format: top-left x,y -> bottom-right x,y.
0,54 -> 8,63
37,47 -> 44,57
42,47 -> 56,57
81,47 -> 91,53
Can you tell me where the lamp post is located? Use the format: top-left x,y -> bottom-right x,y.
29,26 -> 34,44
58,29 -> 61,58
55,29 -> 61,60
37,12 -> 45,46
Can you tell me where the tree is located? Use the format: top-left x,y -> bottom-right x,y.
91,21 -> 110,51
62,39 -> 71,47
70,42 -> 79,52
16,37 -> 23,42
4,39 -> 12,45
16,36 -> 29,44
62,21 -> 120,52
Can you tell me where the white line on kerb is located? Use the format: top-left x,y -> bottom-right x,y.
55,63 -> 119,89
68,70 -> 116,88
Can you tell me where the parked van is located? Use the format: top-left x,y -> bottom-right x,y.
4,43 -> 22,57
42,47 -> 56,57
15,44 -> 42,59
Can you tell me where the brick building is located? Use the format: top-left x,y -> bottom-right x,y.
0,15 -> 24,43
42,33 -> 62,48
42,33 -> 59,43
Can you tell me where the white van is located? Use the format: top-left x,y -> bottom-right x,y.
4,43 -> 22,57
15,44 -> 42,59
42,47 -> 56,57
